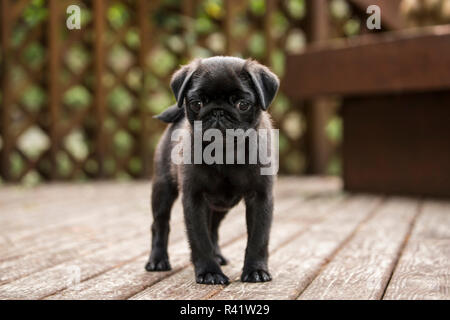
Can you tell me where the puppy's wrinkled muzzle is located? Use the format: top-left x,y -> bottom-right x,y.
210,109 -> 223,124
202,108 -> 238,130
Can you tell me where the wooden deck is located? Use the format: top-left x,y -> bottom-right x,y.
0,177 -> 449,300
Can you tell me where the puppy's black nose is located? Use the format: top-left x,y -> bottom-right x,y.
212,109 -> 224,117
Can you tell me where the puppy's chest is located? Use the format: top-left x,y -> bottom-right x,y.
191,166 -> 257,210
203,181 -> 243,212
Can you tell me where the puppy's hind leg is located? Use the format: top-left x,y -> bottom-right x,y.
209,210 -> 229,266
145,179 -> 178,272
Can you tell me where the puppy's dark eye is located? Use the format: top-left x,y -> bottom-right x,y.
189,101 -> 203,112
236,100 -> 251,112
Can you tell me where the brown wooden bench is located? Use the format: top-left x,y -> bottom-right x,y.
284,25 -> 450,198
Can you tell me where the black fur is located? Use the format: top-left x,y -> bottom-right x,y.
145,56 -> 279,285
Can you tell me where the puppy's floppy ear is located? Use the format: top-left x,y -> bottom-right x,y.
154,104 -> 185,123
171,60 -> 198,108
245,60 -> 280,111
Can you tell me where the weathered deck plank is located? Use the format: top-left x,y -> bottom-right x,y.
298,198 -> 420,300
210,196 -> 382,300
383,201 -> 450,300
0,187 -> 156,284
0,179 -> 327,299
0,183 -> 151,248
0,235 -> 150,299
0,177 -> 448,300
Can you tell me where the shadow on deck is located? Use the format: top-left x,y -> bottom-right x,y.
0,177 -> 449,300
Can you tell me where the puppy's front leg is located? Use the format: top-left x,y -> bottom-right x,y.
241,190 -> 273,282
183,191 -> 229,285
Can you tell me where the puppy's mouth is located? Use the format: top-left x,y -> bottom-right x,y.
200,109 -> 239,130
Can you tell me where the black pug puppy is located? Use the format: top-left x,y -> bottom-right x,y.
145,56 -> 279,285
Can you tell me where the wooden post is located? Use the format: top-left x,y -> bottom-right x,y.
138,0 -> 150,178
304,0 -> 331,175
182,0 -> 195,59
1,0 -> 12,181
263,0 -> 275,66
94,0 -> 106,178
305,0 -> 329,44
183,0 -> 196,20
48,0 -> 60,180
224,0 -> 233,56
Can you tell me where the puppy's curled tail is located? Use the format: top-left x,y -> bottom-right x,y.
154,104 -> 185,123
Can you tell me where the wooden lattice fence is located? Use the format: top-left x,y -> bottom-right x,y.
0,0 -> 385,183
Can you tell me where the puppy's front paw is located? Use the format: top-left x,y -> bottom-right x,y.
145,257 -> 171,272
241,269 -> 272,283
196,272 -> 229,285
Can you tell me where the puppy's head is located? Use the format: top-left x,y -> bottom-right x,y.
170,57 -> 279,131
